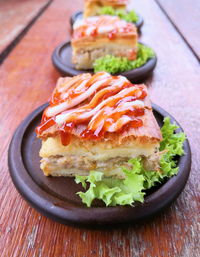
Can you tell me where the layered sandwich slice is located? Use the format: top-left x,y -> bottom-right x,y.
36,72 -> 162,178
84,0 -> 128,17
71,15 -> 138,70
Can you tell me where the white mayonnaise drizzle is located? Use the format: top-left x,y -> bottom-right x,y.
46,73 -> 111,117
55,87 -> 143,125
73,16 -> 132,36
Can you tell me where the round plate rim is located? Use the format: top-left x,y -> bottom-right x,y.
51,41 -> 157,82
8,103 -> 191,227
70,11 -> 144,31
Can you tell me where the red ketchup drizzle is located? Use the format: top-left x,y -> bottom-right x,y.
128,49 -> 137,61
35,118 -> 56,135
120,118 -> 143,134
138,88 -> 147,99
122,24 -> 134,33
80,128 -> 105,140
51,91 -> 61,104
126,108 -> 144,117
59,122 -> 74,146
73,16 -> 135,40
91,28 -> 97,37
36,80 -> 147,145
108,29 -> 117,40
78,87 -> 146,140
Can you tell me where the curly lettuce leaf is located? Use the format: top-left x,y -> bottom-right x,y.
142,117 -> 186,189
75,160 -> 145,207
100,6 -> 138,23
160,117 -> 186,156
160,117 -> 186,177
75,118 -> 186,207
93,43 -> 155,74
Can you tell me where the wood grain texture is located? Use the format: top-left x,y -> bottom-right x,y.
0,0 -> 51,56
155,0 -> 200,60
0,0 -> 199,256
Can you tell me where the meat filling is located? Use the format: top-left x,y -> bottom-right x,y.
41,151 -> 161,177
72,46 -> 137,70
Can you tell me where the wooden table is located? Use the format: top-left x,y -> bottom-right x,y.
0,0 -> 199,256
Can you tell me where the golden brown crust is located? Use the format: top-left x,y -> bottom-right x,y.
84,0 -> 128,17
85,0 -> 128,5
37,72 -> 162,178
72,34 -> 137,49
38,109 -> 162,145
119,109 -> 162,144
36,72 -> 162,147
71,16 -> 137,68
72,16 -> 137,43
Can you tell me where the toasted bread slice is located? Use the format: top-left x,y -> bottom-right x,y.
71,15 -> 138,69
36,72 -> 162,177
84,0 -> 128,17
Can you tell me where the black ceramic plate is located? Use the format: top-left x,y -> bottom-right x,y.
70,11 -> 144,32
8,103 -> 191,227
52,41 -> 157,83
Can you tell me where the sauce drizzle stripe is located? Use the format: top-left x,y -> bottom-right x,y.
36,72 -> 148,145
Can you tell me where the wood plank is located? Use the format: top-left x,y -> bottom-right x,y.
0,0 -> 200,257
0,0 -> 52,60
156,0 -> 200,60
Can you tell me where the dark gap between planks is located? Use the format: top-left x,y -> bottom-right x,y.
154,0 -> 200,62
0,0 -> 54,65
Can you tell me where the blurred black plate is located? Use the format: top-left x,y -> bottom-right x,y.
70,11 -> 144,32
52,41 -> 157,83
8,103 -> 191,228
